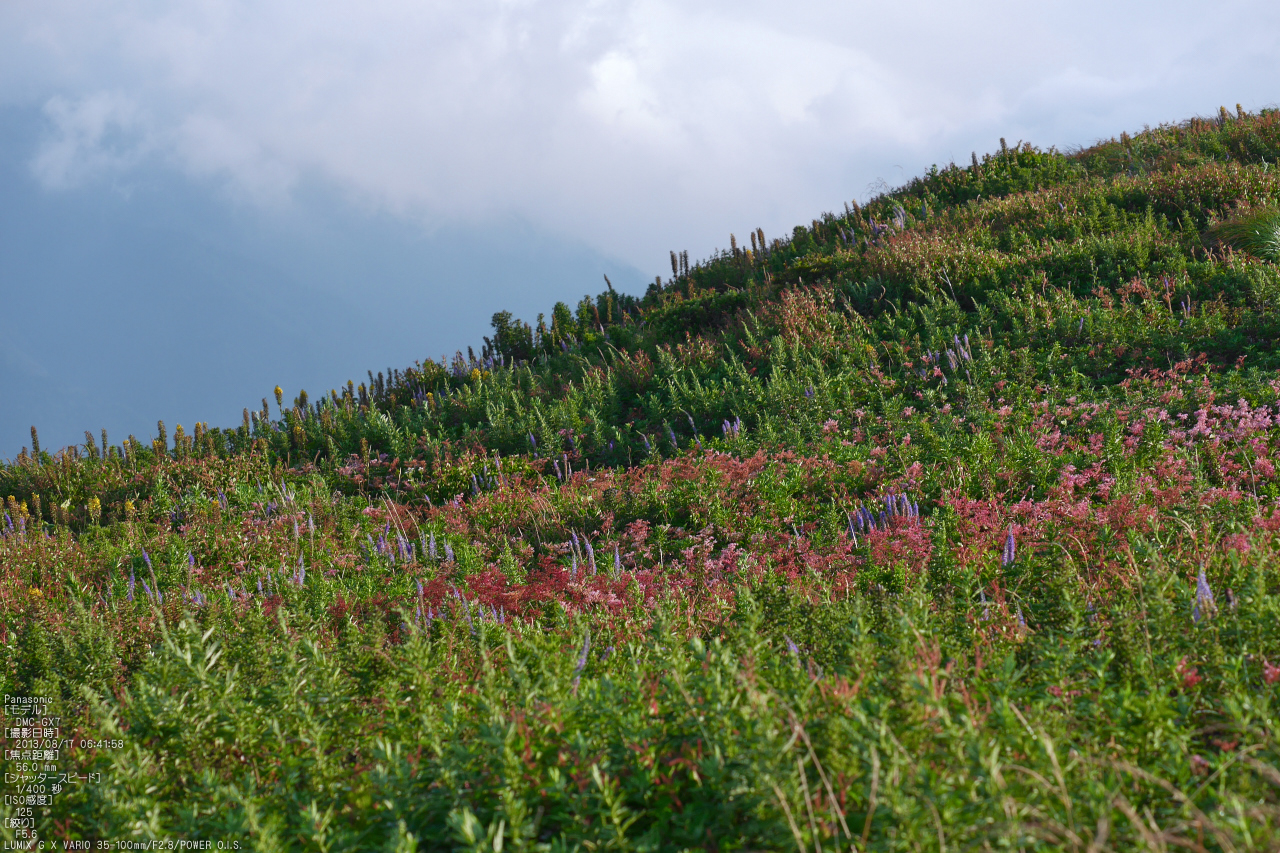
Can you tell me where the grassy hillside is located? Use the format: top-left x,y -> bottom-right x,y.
6,105 -> 1280,850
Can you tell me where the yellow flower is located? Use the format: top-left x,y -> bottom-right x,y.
470,368 -> 482,383
29,587 -> 42,598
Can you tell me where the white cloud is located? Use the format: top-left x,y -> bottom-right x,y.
30,92 -> 153,188
3,0 -> 1279,267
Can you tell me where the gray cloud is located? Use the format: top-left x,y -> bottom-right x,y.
3,0 -> 1279,267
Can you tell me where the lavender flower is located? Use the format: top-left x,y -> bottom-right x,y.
785,635 -> 799,657
1193,567 -> 1216,623
1002,531 -> 1016,567
572,630 -> 591,692
614,545 -> 622,577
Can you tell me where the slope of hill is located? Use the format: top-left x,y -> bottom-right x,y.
5,106 -> 1280,849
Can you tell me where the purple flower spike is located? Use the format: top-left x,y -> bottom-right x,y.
572,630 -> 591,691
1193,567 -> 1216,623
1002,531 -> 1016,567
142,549 -> 152,571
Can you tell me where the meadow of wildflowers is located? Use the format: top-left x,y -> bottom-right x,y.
5,107 -> 1280,849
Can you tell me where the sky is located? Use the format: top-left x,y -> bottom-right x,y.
2,0 -> 1278,457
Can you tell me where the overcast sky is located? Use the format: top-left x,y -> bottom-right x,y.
2,0 -> 1278,456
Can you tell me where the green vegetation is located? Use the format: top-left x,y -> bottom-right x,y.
6,104 -> 1280,850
